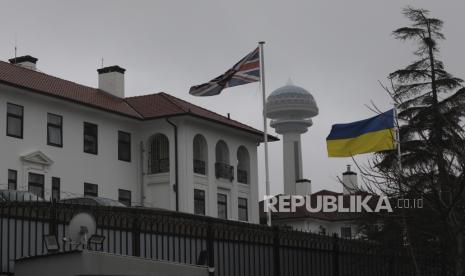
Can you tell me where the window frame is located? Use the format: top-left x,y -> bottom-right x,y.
118,131 -> 131,162
217,193 -> 228,220
6,103 -> 24,139
83,122 -> 98,155
194,189 -> 206,215
84,182 -> 98,197
47,113 -> 63,147
237,146 -> 250,184
149,134 -> 170,174
118,189 -> 132,206
28,172 -> 44,198
8,169 -> 17,190
193,135 -> 207,175
52,177 -> 61,201
238,197 -> 248,222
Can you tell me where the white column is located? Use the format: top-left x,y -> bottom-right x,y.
282,132 -> 303,195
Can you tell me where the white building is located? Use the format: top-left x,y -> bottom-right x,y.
260,166 -> 374,239
0,55 -> 277,223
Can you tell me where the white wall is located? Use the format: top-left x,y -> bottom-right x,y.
0,84 -> 142,203
175,117 -> 260,223
0,84 -> 261,223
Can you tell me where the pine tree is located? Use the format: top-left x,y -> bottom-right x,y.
373,6 -> 465,275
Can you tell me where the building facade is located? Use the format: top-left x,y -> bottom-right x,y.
260,166 -> 365,238
0,55 -> 274,223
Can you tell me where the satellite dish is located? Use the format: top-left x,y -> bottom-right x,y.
66,212 -> 96,249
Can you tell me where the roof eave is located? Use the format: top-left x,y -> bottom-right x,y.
0,80 -> 143,120
142,112 -> 279,142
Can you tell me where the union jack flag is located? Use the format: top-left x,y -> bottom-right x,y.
189,47 -> 260,96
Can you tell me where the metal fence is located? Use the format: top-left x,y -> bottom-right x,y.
0,200 -> 449,276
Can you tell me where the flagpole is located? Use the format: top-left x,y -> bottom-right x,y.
394,105 -> 420,274
259,41 -> 272,226
394,105 -> 402,184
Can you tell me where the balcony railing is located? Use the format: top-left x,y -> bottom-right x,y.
194,159 -> 206,175
149,158 -> 170,174
237,169 -> 248,184
215,162 -> 234,181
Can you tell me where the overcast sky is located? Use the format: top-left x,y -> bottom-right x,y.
1,0 -> 464,198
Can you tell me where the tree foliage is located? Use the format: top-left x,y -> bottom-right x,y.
360,6 -> 465,275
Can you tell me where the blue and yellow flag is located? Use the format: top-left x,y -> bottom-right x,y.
326,109 -> 396,157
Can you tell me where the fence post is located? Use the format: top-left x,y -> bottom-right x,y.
332,233 -> 340,276
49,199 -> 58,236
207,223 -> 215,276
441,249 -> 447,276
388,252 -> 394,276
132,216 -> 141,257
273,226 -> 281,276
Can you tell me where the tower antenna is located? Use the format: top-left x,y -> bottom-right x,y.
101,58 -> 104,68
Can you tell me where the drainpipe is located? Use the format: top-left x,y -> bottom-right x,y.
139,141 -> 145,206
166,117 -> 179,212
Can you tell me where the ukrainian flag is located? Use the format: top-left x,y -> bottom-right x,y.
326,109 -> 396,157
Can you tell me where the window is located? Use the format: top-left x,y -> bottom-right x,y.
217,193 -> 228,219
215,140 -> 233,181
8,169 -> 17,190
194,189 -> 205,215
118,189 -> 131,206
83,122 -> 98,154
215,140 -> 229,164
28,173 -> 44,198
52,177 -> 60,201
238,197 -> 248,222
84,183 -> 98,197
341,227 -> 352,239
237,146 -> 250,184
47,113 -> 63,147
193,134 -> 207,175
6,103 -> 23,138
149,134 -> 169,174
118,131 -> 131,162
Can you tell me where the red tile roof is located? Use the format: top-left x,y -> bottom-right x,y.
0,60 -> 276,140
126,93 -> 275,139
0,61 -> 141,118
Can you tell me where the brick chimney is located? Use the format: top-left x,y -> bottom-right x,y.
97,65 -> 125,98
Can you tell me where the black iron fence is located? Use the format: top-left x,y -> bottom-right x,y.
0,200 -> 450,276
